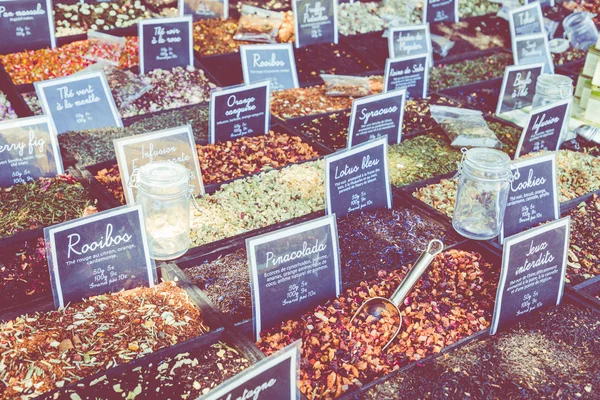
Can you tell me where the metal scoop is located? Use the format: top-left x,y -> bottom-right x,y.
349,239 -> 444,350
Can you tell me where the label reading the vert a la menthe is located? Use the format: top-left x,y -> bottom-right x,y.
34,71 -> 123,135
45,206 -> 157,309
138,16 -> 193,75
0,0 -> 55,54
491,217 -> 569,335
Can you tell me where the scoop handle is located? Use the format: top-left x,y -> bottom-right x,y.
388,239 -> 443,308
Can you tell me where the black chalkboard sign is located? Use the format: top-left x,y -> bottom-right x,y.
347,91 -> 406,147
0,0 -> 55,54
114,125 -> 205,205
247,215 -> 341,339
515,99 -> 570,157
292,0 -> 338,48
509,2 -> 544,38
0,115 -> 63,187
423,0 -> 458,24
383,54 -> 429,99
388,25 -> 431,59
209,81 -> 270,144
525,0 -> 554,9
34,71 -> 123,135
513,32 -> 554,74
138,16 -> 193,75
44,206 -> 157,309
501,153 -> 559,243
490,217 -> 570,335
179,0 -> 228,20
201,341 -> 300,400
241,44 -> 299,91
325,136 -> 392,218
496,63 -> 544,114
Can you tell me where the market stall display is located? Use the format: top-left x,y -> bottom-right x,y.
0,1 -> 598,398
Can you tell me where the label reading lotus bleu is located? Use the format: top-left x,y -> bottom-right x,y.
200,341 -> 300,400
34,71 -> 123,135
326,136 -> 392,218
293,0 -> 338,48
501,153 -> 559,243
241,44 -> 299,91
423,0 -> 458,24
45,206 -> 157,309
490,217 -> 570,335
210,81 -> 270,144
0,115 -> 63,187
114,125 -> 205,205
509,3 -> 544,38
515,99 -> 570,158
388,25 -> 431,59
496,63 -> 544,114
138,17 -> 193,75
347,90 -> 406,147
247,215 -> 341,339
513,33 -> 554,74
179,0 -> 228,20
383,54 -> 429,99
0,0 -> 55,54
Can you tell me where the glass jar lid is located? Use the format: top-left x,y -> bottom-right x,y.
137,161 -> 190,197
535,74 -> 574,98
462,147 -> 511,180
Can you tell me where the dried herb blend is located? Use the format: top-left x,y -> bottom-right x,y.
22,92 -> 43,116
190,161 -> 325,246
271,78 -> 383,119
94,131 -> 321,204
413,150 -> 600,218
292,102 -> 464,153
552,47 -> 587,66
258,249 -> 498,399
0,38 -> 139,85
443,86 -> 501,114
54,1 -> 152,37
338,2 -> 386,36
362,303 -> 600,400
59,105 -> 210,166
192,16 -> 294,57
0,175 -> 96,239
566,195 -> 600,285
490,120 -> 521,158
458,0 -> 501,17
119,66 -> 217,118
430,15 -> 510,52
0,238 -> 49,305
0,92 -> 17,121
294,43 -> 377,83
185,206 -> 461,323
388,134 -> 462,187
429,53 -> 513,92
52,340 -> 250,399
0,281 -> 209,399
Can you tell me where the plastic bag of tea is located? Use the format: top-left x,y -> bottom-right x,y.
322,74 -> 373,97
233,5 -> 284,43
84,31 -> 126,66
104,67 -> 154,108
431,34 -> 455,58
431,105 -> 503,149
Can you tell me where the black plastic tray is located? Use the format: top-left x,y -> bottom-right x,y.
174,237 -> 502,400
